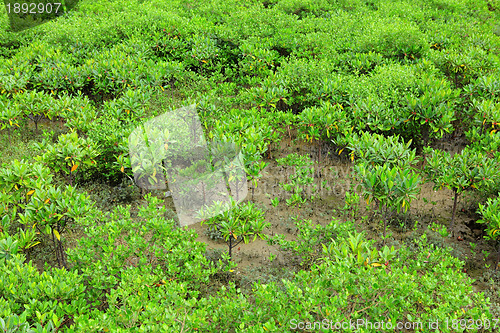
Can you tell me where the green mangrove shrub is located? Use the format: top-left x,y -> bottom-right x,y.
354,162 -> 421,243
68,194 -> 221,312
268,217 -> 352,269
297,101 -> 350,161
0,253 -> 88,332
198,199 -> 270,261
13,90 -> 59,132
345,131 -> 419,169
404,75 -> 459,146
423,146 -> 499,233
34,130 -> 99,186
277,153 -> 317,207
17,184 -> 94,269
477,194 -> 500,264
0,97 -> 23,145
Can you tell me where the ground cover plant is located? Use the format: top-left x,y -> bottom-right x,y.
1,0 -> 500,331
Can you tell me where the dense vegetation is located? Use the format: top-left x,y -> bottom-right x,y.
1,0 -> 500,331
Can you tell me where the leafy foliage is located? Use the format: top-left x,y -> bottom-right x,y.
34,131 -> 99,185
1,0 -> 500,330
345,131 -> 419,169
199,199 -> 270,260
477,195 -> 500,243
277,153 -> 317,206
423,146 -> 500,231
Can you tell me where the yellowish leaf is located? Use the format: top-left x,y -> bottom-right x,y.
26,241 -> 40,249
53,229 -> 61,241
14,184 -> 18,190
160,85 -> 164,91
126,109 -> 130,115
120,166 -> 125,173
164,143 -> 168,151
71,164 -> 78,172
371,263 -> 382,267
44,198 -> 50,204
338,148 -> 344,155
201,60 -> 207,63
27,190 -> 35,196
65,156 -> 71,160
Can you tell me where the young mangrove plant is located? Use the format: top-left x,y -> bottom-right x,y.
198,199 -> 270,261
423,146 -> 499,234
34,130 -> 99,186
477,194 -> 500,267
277,153 -> 317,208
354,162 -> 421,244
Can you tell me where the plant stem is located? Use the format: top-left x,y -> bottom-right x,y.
59,237 -> 67,269
25,248 -> 31,265
383,205 -> 388,245
450,188 -> 458,235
